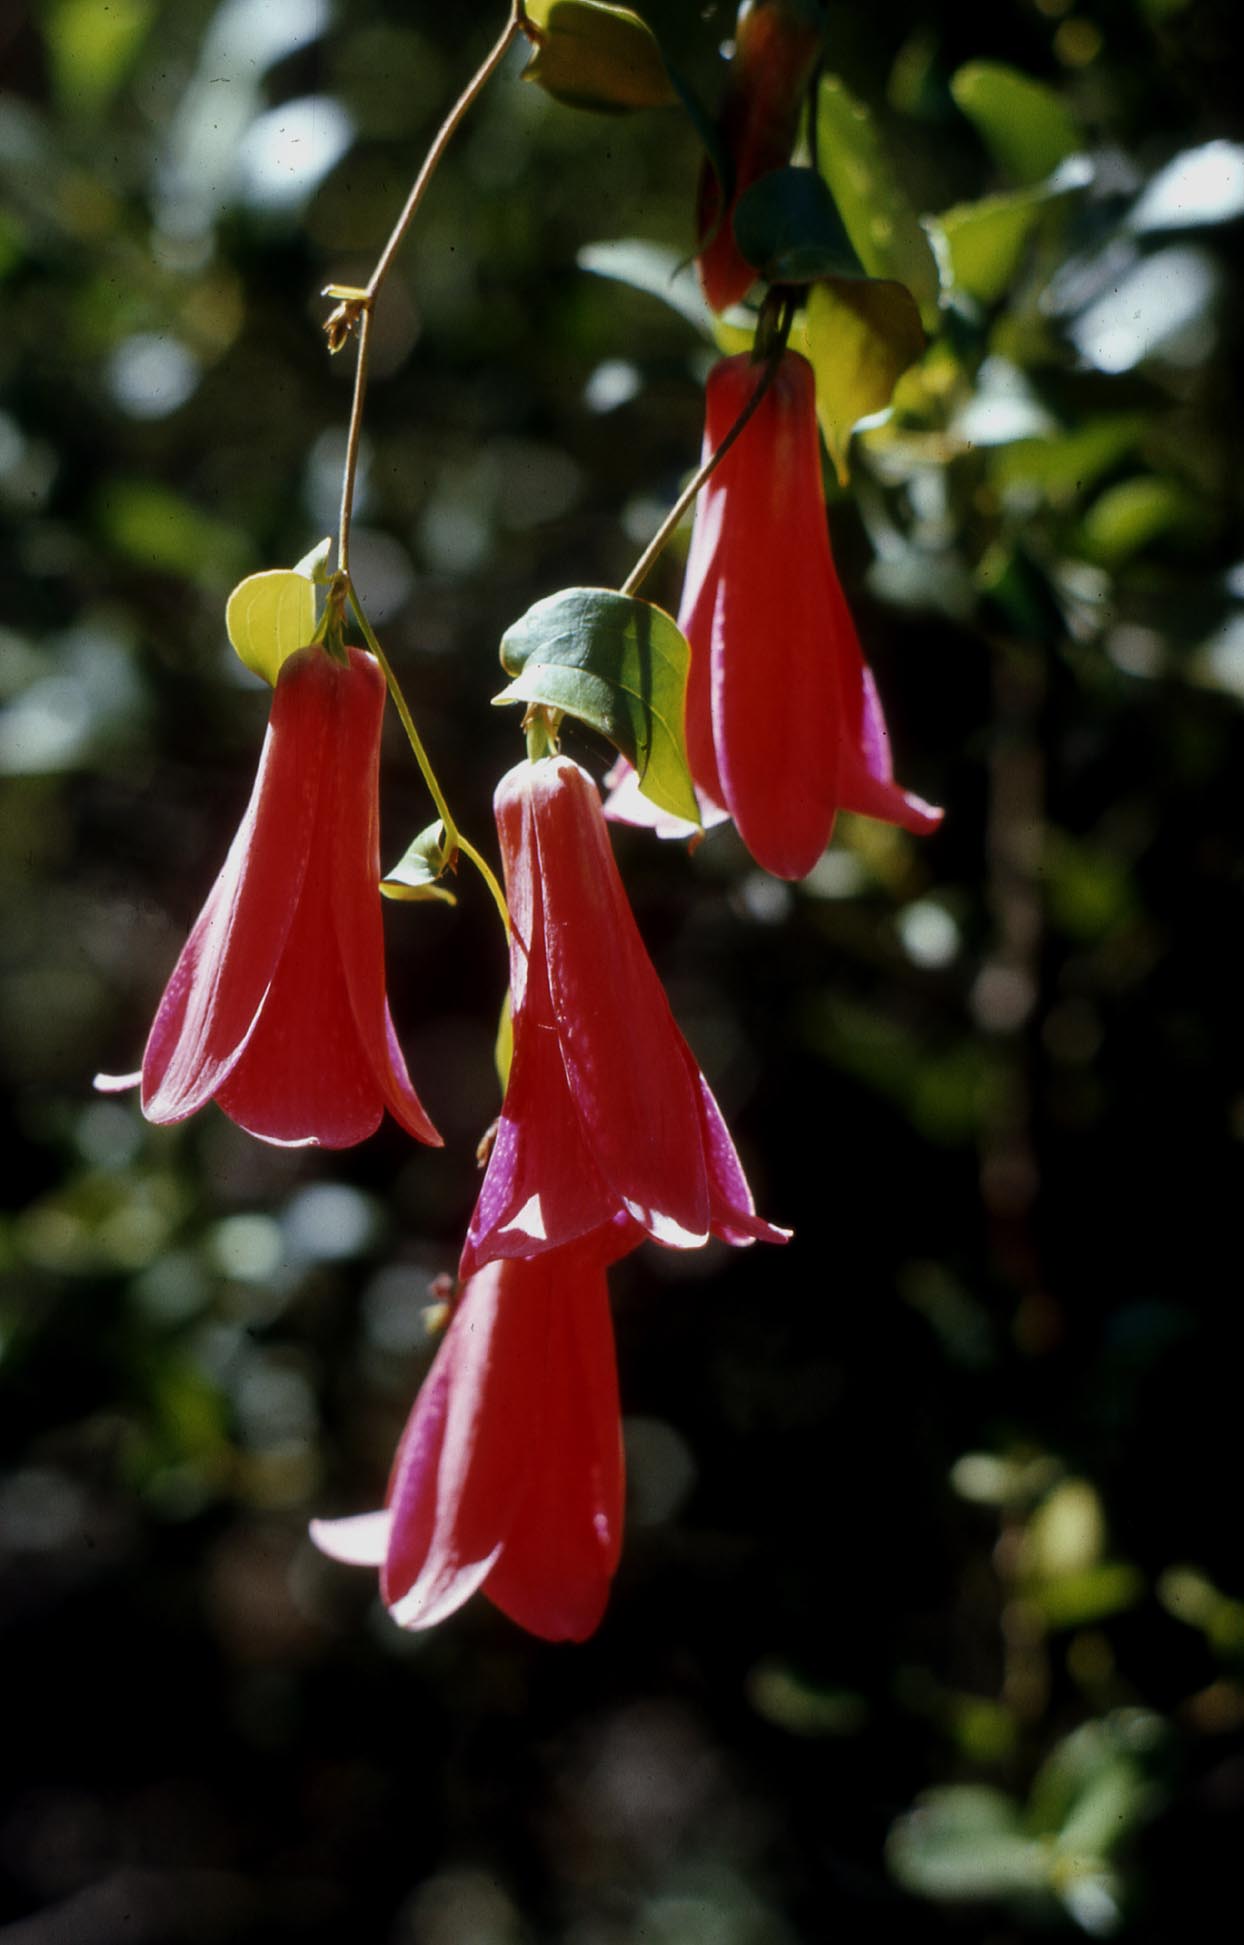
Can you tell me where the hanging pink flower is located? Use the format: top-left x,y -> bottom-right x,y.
311,1235 -> 628,1642
136,644 -> 441,1150
697,0 -> 823,314
460,754 -> 789,1279
608,351 -> 941,880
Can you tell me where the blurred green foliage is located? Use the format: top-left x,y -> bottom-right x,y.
2,0 -> 1244,1938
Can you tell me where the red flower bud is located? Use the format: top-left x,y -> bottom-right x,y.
697,0 -> 824,313
138,645 -> 441,1150
461,754 -> 789,1278
607,352 -> 941,879
311,1237 -> 628,1642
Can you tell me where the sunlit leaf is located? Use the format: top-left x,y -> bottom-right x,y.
577,238 -> 717,339
950,61 -> 1081,187
934,159 -> 1092,305
496,587 -> 699,825
816,74 -> 940,326
96,480 -> 246,582
381,820 -> 458,905
938,189 -> 1047,305
1031,1562 -> 1146,1631
989,415 -> 1145,507
45,0 -> 154,118
887,1786 -> 1048,1901
732,167 -> 864,283
225,570 -> 315,686
1077,475 -> 1203,567
805,275 -> 924,483
524,1 -> 676,114
293,534 -> 335,583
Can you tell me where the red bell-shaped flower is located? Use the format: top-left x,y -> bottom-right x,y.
697,0 -> 823,314
138,644 -> 441,1150
460,755 -> 788,1279
651,350 -> 942,881
311,1237 -> 628,1643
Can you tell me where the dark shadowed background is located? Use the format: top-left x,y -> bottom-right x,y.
2,0 -> 1243,1938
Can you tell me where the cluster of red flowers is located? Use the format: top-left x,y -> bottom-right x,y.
106,0 -> 940,1644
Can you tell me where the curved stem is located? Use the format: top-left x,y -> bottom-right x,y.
348,590 -> 458,844
619,346 -> 783,599
337,303 -> 372,583
364,6 -> 530,308
349,589 -> 510,936
457,836 -> 511,939
334,3 -> 532,576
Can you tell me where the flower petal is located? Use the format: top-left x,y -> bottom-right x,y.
482,1247 -> 624,1643
692,1061 -> 793,1248
382,1272 -> 523,1628
837,662 -> 945,837
382,1247 -> 625,1641
140,646 -> 327,1124
527,759 -> 713,1250
309,1510 -> 392,1567
700,356 -> 844,881
331,648 -> 442,1147
460,789 -> 621,1279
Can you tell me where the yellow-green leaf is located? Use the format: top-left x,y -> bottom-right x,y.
225,570 -> 315,687
524,1 -> 675,113
496,587 -> 699,826
937,190 -> 1047,306
950,62 -> 1081,188
381,820 -> 458,905
816,74 -> 941,328
805,276 -> 925,483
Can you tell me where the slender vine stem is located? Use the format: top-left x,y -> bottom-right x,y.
458,837 -> 512,939
619,343 -> 784,599
325,9 -> 529,936
336,303 -> 373,582
348,589 -> 510,936
334,2 -> 534,577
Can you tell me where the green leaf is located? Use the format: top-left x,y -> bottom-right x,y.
523,2 -> 676,114
381,820 -> 458,905
496,587 -> 699,826
1031,1562 -> 1146,1632
887,1786 -> 1048,1902
45,0 -> 154,118
577,238 -> 718,339
225,570 -> 316,687
1077,475 -> 1201,567
937,189 -> 1048,305
933,159 -> 1092,305
816,74 -> 941,327
98,480 -> 246,583
292,534 -> 335,583
950,62 -> 1081,187
805,275 -> 924,483
732,167 -> 865,283
989,414 -> 1145,507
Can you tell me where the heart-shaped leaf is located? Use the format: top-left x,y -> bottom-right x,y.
496,587 -> 699,825
950,62 -> 1081,188
225,569 -> 316,686
816,75 -> 941,326
805,275 -> 924,482
732,167 -> 865,283
523,2 -> 675,114
381,820 -> 458,905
